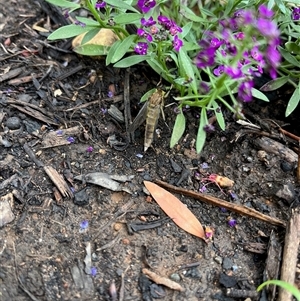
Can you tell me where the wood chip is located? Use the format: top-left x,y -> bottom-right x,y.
142,268 -> 184,292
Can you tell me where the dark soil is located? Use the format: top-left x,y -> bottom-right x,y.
1,1 -> 300,301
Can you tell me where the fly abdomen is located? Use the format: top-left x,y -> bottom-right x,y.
144,106 -> 160,152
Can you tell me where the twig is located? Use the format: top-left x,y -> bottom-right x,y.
119,265 -> 130,301
297,140 -> 300,184
64,95 -> 123,111
278,208 -> 300,301
154,179 -> 286,227
123,68 -> 134,143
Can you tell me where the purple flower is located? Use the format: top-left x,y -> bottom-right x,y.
213,65 -> 224,77
266,46 -> 281,68
56,129 -> 63,135
203,124 -> 215,133
80,220 -> 89,230
173,35 -> 183,52
64,10 -> 69,18
158,15 -> 171,29
137,0 -> 156,13
238,80 -> 253,102
199,82 -> 210,94
134,42 -> 148,55
256,19 -> 280,40
250,46 -> 263,62
258,4 -> 273,18
210,37 -> 223,48
233,9 -> 254,26
195,48 -> 216,68
90,266 -> 97,277
228,218 -> 237,227
169,21 -> 182,36
200,162 -> 209,169
199,185 -> 207,193
292,7 -> 300,21
67,136 -> 75,143
141,16 -> 156,27
95,1 -> 106,8
107,91 -> 114,98
220,207 -> 227,213
137,28 -> 153,42
224,66 -> 243,79
86,146 -> 93,152
74,20 -> 86,27
234,32 -> 245,40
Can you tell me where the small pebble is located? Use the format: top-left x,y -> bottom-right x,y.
114,223 -> 122,231
280,161 -> 293,172
222,257 -> 233,270
214,256 -> 223,265
122,238 -> 130,245
169,273 -> 181,282
275,184 -> 295,204
6,116 -> 21,130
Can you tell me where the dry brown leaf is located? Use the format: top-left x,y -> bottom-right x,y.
144,181 -> 205,240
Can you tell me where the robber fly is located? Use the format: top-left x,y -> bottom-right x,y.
129,87 -> 170,152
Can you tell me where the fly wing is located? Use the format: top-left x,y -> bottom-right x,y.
128,101 -> 148,133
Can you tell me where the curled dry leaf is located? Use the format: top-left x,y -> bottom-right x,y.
142,268 -> 184,292
215,175 -> 234,188
144,181 -> 205,240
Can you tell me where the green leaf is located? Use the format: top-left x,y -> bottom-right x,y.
196,108 -> 207,154
252,88 -> 269,102
45,0 -> 80,9
285,87 -> 300,117
224,0 -> 235,15
181,22 -> 193,38
285,42 -> 300,55
106,40 -> 122,65
170,111 -> 186,148
114,13 -> 141,24
274,0 -> 287,14
141,88 -> 157,102
279,47 -> 300,68
104,0 -> 139,12
73,44 -> 111,56
178,48 -> 197,94
257,280 -> 300,301
113,55 -> 150,68
76,17 -> 100,27
48,25 -> 97,40
180,6 -> 204,22
212,101 -> 225,130
146,59 -> 170,82
260,76 -> 289,92
81,28 -> 101,45
111,35 -> 136,63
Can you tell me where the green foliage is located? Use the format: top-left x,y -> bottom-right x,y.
257,280 -> 300,300
46,0 -> 300,153
48,24 -> 98,40
170,111 -> 186,148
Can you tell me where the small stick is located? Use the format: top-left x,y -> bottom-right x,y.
119,265 -> 130,301
297,140 -> 300,184
278,208 -> 300,301
154,179 -> 286,227
142,268 -> 184,292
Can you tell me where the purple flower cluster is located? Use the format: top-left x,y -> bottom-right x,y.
134,1 -> 183,55
95,1 -> 106,9
292,7 -> 300,21
195,5 -> 281,103
137,0 -> 156,13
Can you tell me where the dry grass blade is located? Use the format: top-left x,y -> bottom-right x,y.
144,181 -> 205,240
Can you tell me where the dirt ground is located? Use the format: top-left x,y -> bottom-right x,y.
1,1 -> 300,301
